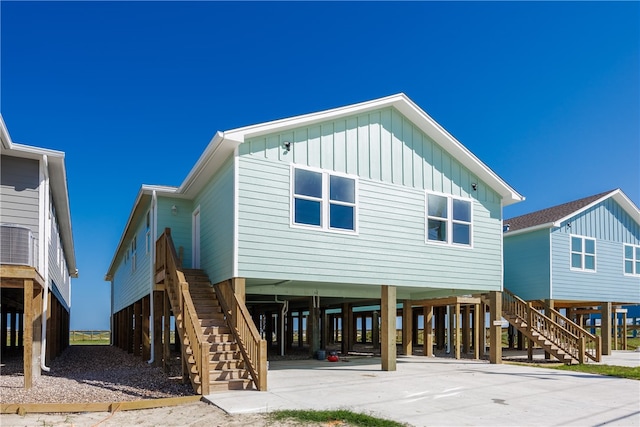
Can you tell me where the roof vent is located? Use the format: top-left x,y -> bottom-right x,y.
0,224 -> 36,266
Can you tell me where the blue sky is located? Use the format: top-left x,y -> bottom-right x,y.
2,2 -> 638,330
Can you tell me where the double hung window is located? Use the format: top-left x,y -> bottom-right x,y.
624,244 -> 640,276
426,193 -> 472,246
292,167 -> 357,233
570,235 -> 596,271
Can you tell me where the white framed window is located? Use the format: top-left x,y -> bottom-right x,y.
624,244 -> 640,276
291,165 -> 357,233
145,212 -> 151,256
570,235 -> 596,271
426,192 -> 472,246
131,236 -> 137,273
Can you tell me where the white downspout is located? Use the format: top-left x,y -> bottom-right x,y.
148,190 -> 157,364
41,155 -> 51,372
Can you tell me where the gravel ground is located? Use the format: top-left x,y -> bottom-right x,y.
0,345 -> 329,427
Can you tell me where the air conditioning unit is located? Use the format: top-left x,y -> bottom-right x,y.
0,224 -> 34,266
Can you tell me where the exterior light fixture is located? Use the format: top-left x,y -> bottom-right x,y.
171,205 -> 178,215
283,141 -> 292,152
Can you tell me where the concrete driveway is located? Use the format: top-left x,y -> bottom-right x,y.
205,351 -> 640,427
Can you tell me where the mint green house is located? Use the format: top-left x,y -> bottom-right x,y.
106,94 -> 523,391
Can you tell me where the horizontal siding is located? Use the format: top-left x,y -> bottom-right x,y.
157,197 -> 193,267
193,157 -> 234,283
551,232 -> 640,303
503,229 -> 550,301
112,201 -> 153,313
48,207 -> 71,308
239,107 -> 501,204
237,156 -> 502,292
0,155 -> 40,239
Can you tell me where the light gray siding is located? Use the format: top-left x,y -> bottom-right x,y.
503,229 -> 551,301
551,198 -> 640,303
192,157 -> 234,284
0,155 -> 40,239
48,203 -> 71,308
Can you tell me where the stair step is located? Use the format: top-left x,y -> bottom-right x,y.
210,369 -> 250,381
210,342 -> 238,351
208,379 -> 255,392
206,334 -> 235,343
201,326 -> 231,335
199,318 -> 227,327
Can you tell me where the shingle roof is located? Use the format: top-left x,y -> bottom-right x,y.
504,190 -> 617,233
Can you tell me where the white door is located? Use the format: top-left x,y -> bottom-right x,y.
192,207 -> 201,269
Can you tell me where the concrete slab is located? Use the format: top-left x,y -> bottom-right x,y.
205,353 -> 640,427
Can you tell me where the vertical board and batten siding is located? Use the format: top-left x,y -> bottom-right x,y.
156,197 -> 193,268
503,229 -> 551,301
112,201 -> 153,313
0,155 -> 40,239
192,157 -> 234,284
236,107 -> 503,291
551,198 -> 640,302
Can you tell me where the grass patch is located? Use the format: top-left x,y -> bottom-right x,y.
269,409 -> 406,427
550,363 -> 640,380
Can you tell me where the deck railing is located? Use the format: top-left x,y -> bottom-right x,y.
156,229 -> 210,394
214,280 -> 267,391
537,300 -> 601,362
503,289 -> 585,363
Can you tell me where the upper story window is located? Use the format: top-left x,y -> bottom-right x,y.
426,193 -> 472,246
624,244 -> 640,276
291,166 -> 357,233
570,235 -> 596,271
145,211 -> 151,256
131,236 -> 137,273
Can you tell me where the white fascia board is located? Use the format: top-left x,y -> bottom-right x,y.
552,189 -> 640,227
0,115 -> 12,150
503,222 -> 555,238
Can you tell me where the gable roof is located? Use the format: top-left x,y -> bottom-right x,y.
0,115 -> 78,276
180,93 -> 524,206
504,189 -> 640,236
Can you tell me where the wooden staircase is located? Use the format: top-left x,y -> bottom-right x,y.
155,229 -> 267,394
502,289 -> 601,364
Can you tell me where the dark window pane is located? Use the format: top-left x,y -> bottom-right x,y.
294,198 -> 321,226
571,253 -> 582,269
452,199 -> 471,222
571,237 -> 582,252
452,223 -> 470,245
625,260 -> 633,274
428,219 -> 447,242
428,195 -> 447,218
294,169 -> 322,198
624,245 -> 633,259
330,204 -> 354,230
585,255 -> 595,270
330,175 -> 355,203
584,239 -> 595,254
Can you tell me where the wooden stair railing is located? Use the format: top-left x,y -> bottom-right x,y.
537,300 -> 601,362
214,280 -> 267,391
503,289 -> 584,364
155,229 -> 210,395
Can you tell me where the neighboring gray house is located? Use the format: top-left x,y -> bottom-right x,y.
504,189 -> 640,354
106,94 -> 524,393
0,115 -> 78,388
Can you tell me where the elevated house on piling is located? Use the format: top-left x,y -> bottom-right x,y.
105,94 -> 526,394
503,189 -> 640,356
0,115 -> 78,388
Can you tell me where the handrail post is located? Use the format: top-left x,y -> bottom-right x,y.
578,337 -> 586,364
596,336 -> 602,362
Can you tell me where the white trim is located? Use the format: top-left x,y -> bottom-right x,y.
569,234 -> 597,273
289,164 -> 359,235
549,228 -> 553,299
192,205 -> 201,269
623,243 -> 640,277
233,147 -> 240,277
425,190 -> 474,248
504,222 -> 556,237
553,189 -> 640,227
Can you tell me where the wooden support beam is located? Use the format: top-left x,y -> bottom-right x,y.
140,295 -> 149,361
436,307 -> 445,350
153,291 -> 163,367
372,310 -> 380,350
402,301 -> 413,356
455,303 -> 461,360
163,292 -> 170,373
133,300 -> 142,357
309,299 -> 320,357
601,302 -> 612,356
489,291 -> 502,364
424,305 -> 433,357
341,304 -> 351,354
23,279 -> 33,389
544,299 -> 554,360
473,304 -> 481,360
127,305 -> 134,353
381,285 -> 396,371
462,305 -> 470,355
